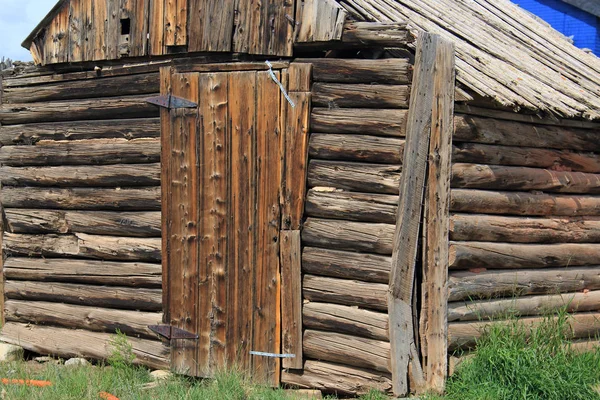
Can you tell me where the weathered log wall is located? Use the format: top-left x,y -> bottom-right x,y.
0,67 -> 165,365
449,110 -> 600,350
282,57 -> 411,395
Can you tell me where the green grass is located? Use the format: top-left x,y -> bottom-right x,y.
0,357 -> 387,399
436,308 -> 600,400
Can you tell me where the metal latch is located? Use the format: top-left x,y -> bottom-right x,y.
148,325 -> 199,340
146,94 -> 197,109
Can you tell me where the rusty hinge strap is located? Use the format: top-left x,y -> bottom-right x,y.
148,325 -> 198,340
145,94 -> 197,109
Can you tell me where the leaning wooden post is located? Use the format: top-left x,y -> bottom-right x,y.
422,37 -> 455,393
388,32 -> 455,396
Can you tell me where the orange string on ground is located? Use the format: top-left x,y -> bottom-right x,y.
99,391 -> 120,400
0,378 -> 52,387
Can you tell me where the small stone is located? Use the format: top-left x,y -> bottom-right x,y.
64,358 -> 90,367
285,389 -> 323,399
0,343 -> 23,362
150,370 -> 173,381
34,356 -> 61,364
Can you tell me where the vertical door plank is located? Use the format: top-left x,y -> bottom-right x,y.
160,66 -> 172,325
188,0 -> 234,52
227,71 -> 257,370
280,230 -> 302,370
422,39 -> 455,394
388,33 -> 438,396
164,0 -> 177,46
175,0 -> 188,46
252,71 -> 283,385
232,0 -> 255,54
93,0 -> 108,60
168,72 -> 200,375
149,0 -> 165,55
281,90 -> 311,230
68,0 -> 83,62
197,72 -> 230,376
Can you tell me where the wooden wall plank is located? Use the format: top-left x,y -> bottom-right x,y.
175,0 -> 187,46
164,0 -> 176,46
252,70 -> 282,385
82,0 -> 93,60
131,0 -> 150,57
69,0 -> 83,62
106,0 -> 119,59
196,72 -> 229,376
388,33 -> 438,396
421,39 -> 455,393
92,0 -> 108,60
167,72 -> 200,375
281,71 -> 311,229
149,0 -> 165,55
227,71 -> 257,370
267,0 -> 294,56
280,230 -> 303,369
188,0 -> 234,52
295,0 -> 347,43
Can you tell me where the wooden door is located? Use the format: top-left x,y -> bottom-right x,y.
161,67 -> 284,384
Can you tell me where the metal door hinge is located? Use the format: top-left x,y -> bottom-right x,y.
146,94 -> 197,109
148,325 -> 199,340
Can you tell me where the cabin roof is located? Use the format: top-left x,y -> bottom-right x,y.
338,0 -> 600,120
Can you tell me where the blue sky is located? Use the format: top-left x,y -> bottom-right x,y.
0,0 -> 54,61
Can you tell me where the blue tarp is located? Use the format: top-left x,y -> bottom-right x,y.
514,0 -> 600,55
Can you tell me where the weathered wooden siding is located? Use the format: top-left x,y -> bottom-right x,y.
27,0 -> 298,66
0,64 -> 167,367
447,108 -> 600,351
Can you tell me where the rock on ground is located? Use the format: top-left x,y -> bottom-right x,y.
0,343 -> 23,362
150,370 -> 173,381
64,357 -> 90,367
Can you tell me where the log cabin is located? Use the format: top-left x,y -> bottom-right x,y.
1,0 -> 600,396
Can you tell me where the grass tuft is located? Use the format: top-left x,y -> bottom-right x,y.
441,308 -> 600,400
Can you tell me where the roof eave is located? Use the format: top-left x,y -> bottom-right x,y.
561,0 -> 600,18
21,0 -> 68,50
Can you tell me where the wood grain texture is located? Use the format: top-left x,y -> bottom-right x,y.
188,0 -> 234,52
295,0 -> 347,43
311,108 -> 408,137
307,160 -> 401,194
296,58 -> 411,84
4,257 -> 161,287
304,302 -> 389,341
312,83 -> 410,109
309,134 -> 404,164
302,247 -> 391,283
303,275 -> 387,311
280,231 -> 302,369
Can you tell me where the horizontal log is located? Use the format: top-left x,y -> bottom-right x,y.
0,95 -> 159,125
309,134 -> 404,164
450,189 -> 600,216
0,163 -> 160,187
305,189 -> 398,223
4,233 -> 161,262
4,257 -> 161,287
448,291 -> 600,322
452,142 -> 600,174
304,302 -> 389,341
312,83 -> 410,108
451,214 -> 600,243
5,209 -> 161,237
303,275 -> 387,311
449,241 -> 600,270
308,160 -> 401,195
3,73 -> 160,103
0,118 -> 160,145
302,247 -> 391,283
5,300 -> 162,339
302,218 -> 395,255
448,312 -> 600,350
304,330 -> 390,373
5,281 -> 162,311
0,322 -> 168,369
0,139 -> 160,166
1,187 -> 161,210
281,360 -> 392,396
452,163 -> 600,194
311,108 -> 408,137
453,114 -> 600,152
295,58 -> 411,84
341,21 -> 413,47
448,267 -> 600,301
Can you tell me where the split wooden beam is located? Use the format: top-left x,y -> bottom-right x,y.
388,32 -> 455,396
